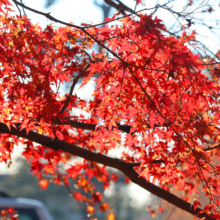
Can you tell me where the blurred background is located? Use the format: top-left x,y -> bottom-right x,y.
0,158 -> 156,220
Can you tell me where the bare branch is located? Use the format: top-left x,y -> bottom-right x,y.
104,0 -> 133,15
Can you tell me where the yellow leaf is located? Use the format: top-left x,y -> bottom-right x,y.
38,128 -> 44,135
107,213 -> 116,220
9,41 -> 14,46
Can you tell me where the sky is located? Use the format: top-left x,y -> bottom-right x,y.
1,0 -> 220,206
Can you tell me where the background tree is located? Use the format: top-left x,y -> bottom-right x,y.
0,0 -> 220,219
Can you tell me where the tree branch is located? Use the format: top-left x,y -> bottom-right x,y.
0,122 -> 212,219
104,0 -> 133,15
54,117 -> 171,133
60,63 -> 91,114
204,143 -> 220,152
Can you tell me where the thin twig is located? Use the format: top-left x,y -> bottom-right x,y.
204,144 -> 220,152
14,1 -> 22,17
19,0 -> 26,16
60,62 -> 91,114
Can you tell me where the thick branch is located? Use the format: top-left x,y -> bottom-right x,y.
0,122 -> 212,219
104,0 -> 133,15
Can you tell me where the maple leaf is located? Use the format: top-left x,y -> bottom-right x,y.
158,207 -> 164,213
99,25 -> 111,39
211,67 -> 220,80
118,43 -> 131,54
135,0 -> 142,3
0,0 -> 12,14
74,192 -> 83,202
92,192 -> 102,203
104,14 -> 116,22
107,213 -> 116,220
39,179 -> 49,190
100,202 -> 110,212
86,206 -> 95,215
85,169 -> 95,181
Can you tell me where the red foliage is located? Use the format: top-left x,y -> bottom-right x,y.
0,0 -> 220,219
0,207 -> 18,220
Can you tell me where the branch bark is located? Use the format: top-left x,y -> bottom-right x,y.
104,0 -> 134,15
0,122 -> 212,219
54,117 -> 171,133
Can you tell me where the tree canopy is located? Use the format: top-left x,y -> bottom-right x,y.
0,0 -> 220,219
